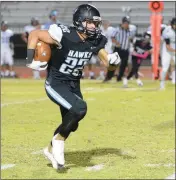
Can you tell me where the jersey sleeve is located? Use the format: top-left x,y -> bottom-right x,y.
48,24 -> 63,43
162,27 -> 170,39
93,35 -> 107,55
162,28 -> 171,45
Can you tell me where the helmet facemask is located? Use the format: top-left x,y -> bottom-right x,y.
81,18 -> 102,39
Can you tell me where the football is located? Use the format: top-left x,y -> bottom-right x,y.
34,41 -> 51,62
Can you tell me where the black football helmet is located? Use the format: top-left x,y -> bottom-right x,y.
122,16 -> 130,24
143,31 -> 151,39
73,4 -> 102,39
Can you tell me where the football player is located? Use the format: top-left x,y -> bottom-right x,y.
160,17 -> 176,89
1,21 -> 16,78
26,4 -> 121,169
126,32 -> 152,86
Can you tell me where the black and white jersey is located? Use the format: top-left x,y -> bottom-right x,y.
132,39 -> 152,60
113,26 -> 134,51
47,24 -> 107,81
134,40 -> 152,54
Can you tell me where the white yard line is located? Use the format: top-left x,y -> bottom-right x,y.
31,150 -> 43,155
144,163 -> 175,167
160,149 -> 175,153
1,98 -> 48,107
82,87 -> 115,94
1,164 -> 16,170
1,91 -> 43,95
1,87 -> 115,108
165,173 -> 175,179
85,164 -> 104,171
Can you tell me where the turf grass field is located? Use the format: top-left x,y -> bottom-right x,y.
1,79 -> 175,179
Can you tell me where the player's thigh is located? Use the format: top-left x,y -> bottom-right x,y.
128,54 -> 132,64
4,51 -> 14,66
45,80 -> 82,110
1,51 -> 5,65
72,82 -> 83,100
60,86 -> 83,119
161,52 -> 171,71
171,55 -> 175,65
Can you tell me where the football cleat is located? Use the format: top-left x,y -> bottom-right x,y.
43,147 -> 59,169
52,139 -> 65,166
160,81 -> 165,90
123,77 -> 128,87
136,79 -> 143,86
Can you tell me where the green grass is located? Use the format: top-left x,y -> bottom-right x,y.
1,79 -> 175,179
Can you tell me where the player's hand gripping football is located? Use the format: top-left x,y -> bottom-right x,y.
26,41 -> 51,71
107,52 -> 121,66
26,60 -> 48,71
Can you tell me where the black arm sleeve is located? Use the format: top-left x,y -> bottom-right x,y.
27,49 -> 35,61
93,35 -> 107,55
165,38 -> 170,45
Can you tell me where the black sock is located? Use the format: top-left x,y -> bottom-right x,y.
106,70 -> 114,80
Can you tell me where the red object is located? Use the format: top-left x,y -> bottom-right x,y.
149,1 -> 164,13
149,1 -> 164,79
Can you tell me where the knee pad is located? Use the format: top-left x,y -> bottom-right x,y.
71,122 -> 79,132
56,99 -> 87,138
72,99 -> 87,121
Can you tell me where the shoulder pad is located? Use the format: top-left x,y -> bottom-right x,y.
58,24 -> 71,34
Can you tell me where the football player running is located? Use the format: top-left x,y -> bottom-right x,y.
26,4 -> 121,169
160,17 -> 176,89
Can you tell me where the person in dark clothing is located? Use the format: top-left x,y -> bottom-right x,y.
126,32 -> 152,86
26,4 -> 121,169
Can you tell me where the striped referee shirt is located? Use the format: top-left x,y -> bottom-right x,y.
113,26 -> 132,50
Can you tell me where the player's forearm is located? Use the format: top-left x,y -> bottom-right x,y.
132,51 -> 149,59
27,30 -> 40,61
27,30 -> 40,49
28,29 -> 56,49
97,49 -> 109,67
166,44 -> 176,53
27,30 -> 56,61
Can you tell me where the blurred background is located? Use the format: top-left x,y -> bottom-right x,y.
0,1 -> 175,78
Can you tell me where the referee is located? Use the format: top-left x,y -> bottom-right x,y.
104,16 -> 133,83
